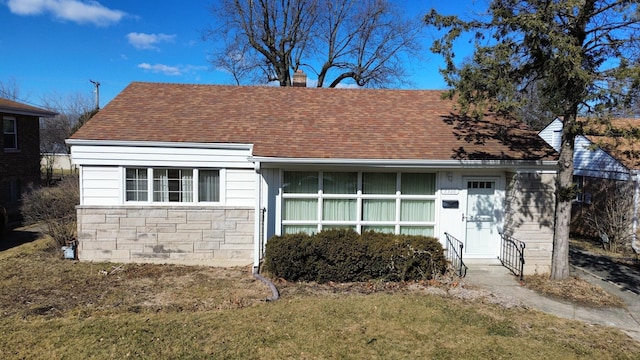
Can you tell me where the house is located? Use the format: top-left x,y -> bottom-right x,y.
67,82 -> 558,274
1,98 -> 57,225
539,118 -> 640,253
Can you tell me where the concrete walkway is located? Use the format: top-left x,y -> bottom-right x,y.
463,259 -> 640,342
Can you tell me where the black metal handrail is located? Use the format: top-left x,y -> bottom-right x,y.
444,232 -> 468,277
499,232 -> 526,281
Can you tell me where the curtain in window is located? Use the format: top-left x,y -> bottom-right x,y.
401,173 -> 436,195
153,169 -> 193,202
362,199 -> 395,221
323,199 -> 356,221
323,172 -> 357,194
400,226 -> 434,237
400,200 -> 435,222
153,169 -> 169,202
180,170 -> 193,202
363,173 -> 396,194
199,170 -> 220,202
284,171 -> 318,193
283,225 -> 318,235
283,199 -> 317,220
362,226 -> 395,234
323,225 -> 357,232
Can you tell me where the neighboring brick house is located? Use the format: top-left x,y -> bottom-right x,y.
68,82 -> 558,274
1,98 -> 57,224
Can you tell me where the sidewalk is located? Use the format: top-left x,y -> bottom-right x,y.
463,262 -> 640,342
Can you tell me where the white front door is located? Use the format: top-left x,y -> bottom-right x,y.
464,179 -> 499,257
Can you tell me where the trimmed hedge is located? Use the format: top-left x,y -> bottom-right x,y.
264,229 -> 447,283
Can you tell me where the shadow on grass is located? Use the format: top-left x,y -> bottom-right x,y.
570,248 -> 640,295
0,226 -> 42,252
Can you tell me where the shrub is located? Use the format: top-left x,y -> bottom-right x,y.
584,180 -> 634,253
264,229 -> 447,283
21,176 -> 79,247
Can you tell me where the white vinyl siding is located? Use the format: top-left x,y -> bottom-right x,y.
80,166 -> 120,205
70,143 -> 253,168
539,118 -> 631,181
225,169 -> 256,206
538,118 -> 562,152
573,136 -> 630,181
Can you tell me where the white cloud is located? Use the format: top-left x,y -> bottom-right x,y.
137,63 -> 206,76
7,0 -> 126,26
127,32 -> 176,50
138,63 -> 182,76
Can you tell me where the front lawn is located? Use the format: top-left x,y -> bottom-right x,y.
0,237 -> 638,359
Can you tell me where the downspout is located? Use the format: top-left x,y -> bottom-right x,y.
252,161 -> 279,301
632,171 -> 640,255
253,161 -> 262,270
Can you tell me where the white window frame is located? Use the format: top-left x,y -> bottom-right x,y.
3,116 -> 17,150
280,170 -> 437,235
123,167 -> 224,205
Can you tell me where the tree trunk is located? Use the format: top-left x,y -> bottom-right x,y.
551,115 -> 577,280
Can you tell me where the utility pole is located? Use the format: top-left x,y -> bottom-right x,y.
89,80 -> 100,110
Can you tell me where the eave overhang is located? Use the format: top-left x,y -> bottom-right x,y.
0,106 -> 57,118
249,156 -> 558,171
66,139 -> 254,151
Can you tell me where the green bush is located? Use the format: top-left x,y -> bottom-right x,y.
20,176 -> 79,247
264,229 -> 447,283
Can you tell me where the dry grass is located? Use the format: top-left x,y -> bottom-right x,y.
0,237 -> 272,319
522,274 -> 625,308
1,236 -> 639,359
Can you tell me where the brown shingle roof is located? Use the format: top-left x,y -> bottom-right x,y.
584,118 -> 640,169
70,82 -> 556,161
0,98 -> 57,117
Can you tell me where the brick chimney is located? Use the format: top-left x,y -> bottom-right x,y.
293,69 -> 307,87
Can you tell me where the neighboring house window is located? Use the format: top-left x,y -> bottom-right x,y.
3,179 -> 21,203
573,175 -> 591,203
3,116 -> 17,150
125,168 -> 220,203
282,171 -> 436,236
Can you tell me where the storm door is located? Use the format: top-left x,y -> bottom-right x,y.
464,179 -> 499,257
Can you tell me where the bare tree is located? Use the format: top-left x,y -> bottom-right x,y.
585,180 -> 635,253
39,92 -> 94,184
205,0 -> 423,87
0,77 -> 22,101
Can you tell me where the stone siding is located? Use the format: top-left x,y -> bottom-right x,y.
504,172 -> 556,275
77,206 -> 254,266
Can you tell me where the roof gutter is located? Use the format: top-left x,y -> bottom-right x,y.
0,106 -> 57,118
249,156 -> 558,170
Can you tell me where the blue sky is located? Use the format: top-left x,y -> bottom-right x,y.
0,0 -> 479,109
